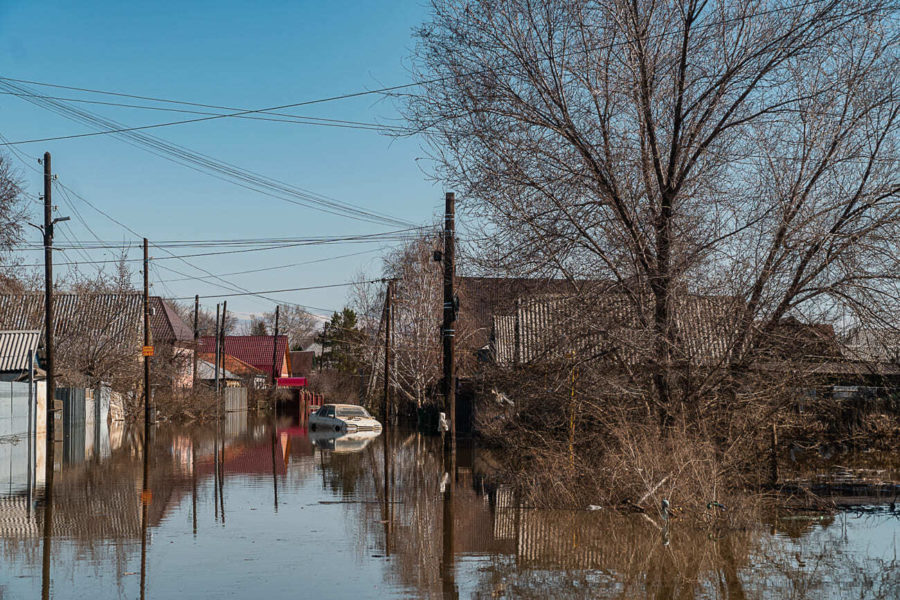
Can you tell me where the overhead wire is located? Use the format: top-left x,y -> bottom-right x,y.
0,78 -> 414,227
0,0 -> 847,144
0,89 -> 406,132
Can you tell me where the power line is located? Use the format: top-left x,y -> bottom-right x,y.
170,279 -> 382,301
154,248 -> 383,283
0,89 -> 406,132
0,0 -> 847,146
0,79 -> 414,228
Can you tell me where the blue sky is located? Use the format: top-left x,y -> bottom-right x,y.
0,0 -> 441,320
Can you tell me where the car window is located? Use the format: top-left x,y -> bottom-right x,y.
336,406 -> 369,418
326,407 -> 335,418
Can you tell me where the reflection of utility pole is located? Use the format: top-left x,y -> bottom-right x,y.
440,472 -> 458,599
139,424 -> 151,600
441,192 -> 457,448
40,430 -> 54,600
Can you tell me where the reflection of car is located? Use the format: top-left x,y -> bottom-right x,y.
310,429 -> 381,453
309,403 -> 382,433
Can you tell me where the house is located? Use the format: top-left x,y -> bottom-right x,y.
491,292 -> 741,368
0,330 -> 43,382
197,352 -> 267,389
195,359 -> 243,387
0,294 -> 195,390
197,335 -> 290,381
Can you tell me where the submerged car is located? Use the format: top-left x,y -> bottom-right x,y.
309,403 -> 382,433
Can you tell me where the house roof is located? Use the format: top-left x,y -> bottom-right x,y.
458,277 -> 581,351
492,292 -> 742,367
198,335 -> 289,377
0,330 -> 41,372
197,352 -> 265,377
150,297 -> 194,344
0,294 -> 187,346
843,328 -> 900,363
195,359 -> 241,381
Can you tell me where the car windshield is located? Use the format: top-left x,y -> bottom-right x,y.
336,406 -> 369,418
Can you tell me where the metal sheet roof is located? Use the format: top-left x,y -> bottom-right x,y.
0,330 -> 41,372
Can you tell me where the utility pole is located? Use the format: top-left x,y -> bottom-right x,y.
143,238 -> 151,431
41,152 -> 68,445
192,295 -> 199,389
270,305 -> 280,387
220,301 -> 227,391
214,304 -> 221,394
442,192 -> 457,445
383,279 -> 393,424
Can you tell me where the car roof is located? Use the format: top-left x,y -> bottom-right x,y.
323,403 -> 366,409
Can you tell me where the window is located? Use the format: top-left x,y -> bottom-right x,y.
336,406 -> 369,418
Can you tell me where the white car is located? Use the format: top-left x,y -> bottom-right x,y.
309,403 -> 382,433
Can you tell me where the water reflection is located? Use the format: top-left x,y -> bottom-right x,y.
1,406 -> 897,599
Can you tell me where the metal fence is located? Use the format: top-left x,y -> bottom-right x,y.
0,381 -> 39,496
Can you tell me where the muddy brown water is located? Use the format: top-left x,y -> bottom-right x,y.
1,409 -> 898,599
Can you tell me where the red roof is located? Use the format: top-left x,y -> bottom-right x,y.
198,335 -> 289,377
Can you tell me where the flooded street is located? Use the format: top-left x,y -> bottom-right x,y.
1,407 -> 898,599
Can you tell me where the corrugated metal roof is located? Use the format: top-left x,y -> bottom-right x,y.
150,297 -> 194,343
0,330 -> 41,372
196,352 -> 264,376
196,359 -> 240,381
0,294 -> 187,345
198,335 -> 289,377
492,293 -> 741,367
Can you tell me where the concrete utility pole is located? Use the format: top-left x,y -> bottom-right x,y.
383,279 -> 393,423
192,295 -> 199,389
143,238 -> 151,431
270,305 -> 280,386
442,192 -> 457,444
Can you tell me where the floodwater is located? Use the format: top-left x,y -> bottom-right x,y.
1,407 -> 898,599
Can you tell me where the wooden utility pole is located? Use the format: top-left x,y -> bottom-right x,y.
442,192 -> 457,443
214,304 -> 221,394
143,239 -> 151,430
270,305 -> 280,386
42,152 -> 57,445
192,295 -> 199,389
219,301 -> 227,391
383,280 -> 393,423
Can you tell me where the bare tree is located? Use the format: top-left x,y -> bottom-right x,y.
385,235 -> 444,409
404,0 -> 900,415
263,304 -> 319,349
0,153 -> 28,293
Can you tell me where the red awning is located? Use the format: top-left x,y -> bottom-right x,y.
277,377 -> 307,388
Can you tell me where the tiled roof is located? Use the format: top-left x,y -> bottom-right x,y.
0,330 -> 41,372
198,335 -> 289,377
